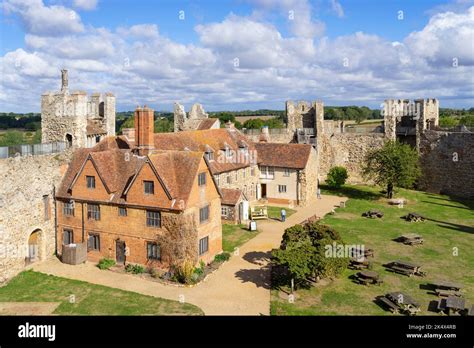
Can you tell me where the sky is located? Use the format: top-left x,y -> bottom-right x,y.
0,0 -> 473,112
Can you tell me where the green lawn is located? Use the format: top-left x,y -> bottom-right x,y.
271,185 -> 474,315
222,224 -> 261,253
0,270 -> 203,315
267,206 -> 296,220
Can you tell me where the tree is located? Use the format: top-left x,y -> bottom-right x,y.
154,118 -> 173,133
0,130 -> 25,146
363,140 -> 421,198
243,118 -> 265,129
326,166 -> 348,189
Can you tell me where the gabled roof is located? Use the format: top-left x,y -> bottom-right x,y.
255,142 -> 313,169
197,118 -> 219,130
220,188 -> 245,206
56,140 -> 216,210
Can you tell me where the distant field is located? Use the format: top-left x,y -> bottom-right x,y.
234,115 -> 277,123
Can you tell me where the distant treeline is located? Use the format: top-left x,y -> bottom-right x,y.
324,106 -> 381,123
0,113 -> 41,130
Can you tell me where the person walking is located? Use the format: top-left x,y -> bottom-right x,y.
281,208 -> 286,222
317,188 -> 321,199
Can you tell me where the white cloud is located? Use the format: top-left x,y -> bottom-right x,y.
3,0 -> 84,36
330,0 -> 344,18
73,0 -> 98,11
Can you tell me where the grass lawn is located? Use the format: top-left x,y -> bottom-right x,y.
271,185 -> 474,315
0,270 -> 203,315
267,206 -> 296,220
222,224 -> 261,253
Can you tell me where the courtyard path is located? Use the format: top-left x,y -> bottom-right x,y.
32,195 -> 346,315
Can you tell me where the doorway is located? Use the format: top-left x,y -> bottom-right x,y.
261,184 -> 267,198
116,240 -> 126,264
65,133 -> 73,147
27,229 -> 41,264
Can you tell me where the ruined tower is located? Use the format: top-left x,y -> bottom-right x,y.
173,102 -> 220,132
41,70 -> 116,148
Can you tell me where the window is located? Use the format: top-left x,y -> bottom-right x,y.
221,206 -> 228,217
225,147 -> 232,157
284,168 -> 291,177
146,210 -> 161,227
63,229 -> 73,245
199,205 -> 209,223
88,233 -> 100,251
43,195 -> 50,221
118,207 -> 127,216
235,172 -> 238,181
251,167 -> 255,176
86,176 -> 96,189
242,169 -> 246,178
95,136 -> 101,144
87,204 -> 100,220
144,181 -> 154,195
278,185 -> 287,193
214,175 -> 220,186
260,166 -> 274,179
205,151 -> 214,161
227,174 -> 231,184
199,236 -> 209,255
63,201 -> 75,216
147,242 -> 161,260
198,172 -> 206,186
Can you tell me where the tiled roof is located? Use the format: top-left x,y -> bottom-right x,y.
255,142 -> 313,169
56,141 -> 213,210
220,188 -> 244,205
152,128 -> 257,174
197,118 -> 219,130
86,119 -> 107,135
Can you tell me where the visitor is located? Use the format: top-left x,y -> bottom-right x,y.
281,208 -> 286,222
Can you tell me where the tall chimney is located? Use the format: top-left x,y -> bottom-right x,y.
61,69 -> 68,93
134,105 -> 155,156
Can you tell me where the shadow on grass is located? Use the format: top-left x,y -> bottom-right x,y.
424,217 -> 474,235
319,184 -> 383,201
421,200 -> 473,211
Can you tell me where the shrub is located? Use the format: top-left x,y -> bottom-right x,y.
175,261 -> 195,284
125,263 -> 145,274
97,258 -> 116,270
214,252 -> 231,263
326,166 -> 348,189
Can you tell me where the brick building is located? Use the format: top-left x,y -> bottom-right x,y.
55,106 -> 222,268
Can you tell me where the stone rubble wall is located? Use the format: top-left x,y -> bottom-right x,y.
0,151 -> 72,283
418,131 -> 474,199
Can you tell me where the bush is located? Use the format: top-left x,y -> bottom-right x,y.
175,261 -> 195,284
326,166 -> 348,189
214,252 -> 231,263
97,258 -> 116,270
125,263 -> 145,274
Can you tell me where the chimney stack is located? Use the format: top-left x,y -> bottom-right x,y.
134,105 -> 155,156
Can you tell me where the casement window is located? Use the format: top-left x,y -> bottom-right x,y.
224,146 -> 232,158
199,236 -> 209,255
198,172 -> 207,186
87,204 -> 100,220
205,151 -> 214,161
227,174 -> 231,184
63,201 -> 74,216
63,229 -> 73,245
147,242 -> 161,260
144,181 -> 154,195
199,205 -> 209,223
118,207 -> 127,217
146,210 -> 161,227
88,233 -> 100,251
283,168 -> 291,177
260,166 -> 274,179
221,206 -> 229,217
278,185 -> 287,193
86,176 -> 96,189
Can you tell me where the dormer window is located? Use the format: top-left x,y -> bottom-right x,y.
86,176 -> 96,189
205,147 -> 214,161
144,181 -> 154,195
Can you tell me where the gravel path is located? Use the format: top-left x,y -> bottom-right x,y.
33,195 -> 346,315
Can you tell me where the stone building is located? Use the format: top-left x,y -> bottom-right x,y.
173,102 -> 220,132
55,106 -> 222,267
41,70 -> 116,148
255,142 -> 318,206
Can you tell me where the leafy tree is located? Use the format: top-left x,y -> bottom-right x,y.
243,118 -> 265,129
363,140 -> 421,198
326,166 -> 348,189
439,116 -> 459,128
154,118 -> 173,133
459,115 -> 474,127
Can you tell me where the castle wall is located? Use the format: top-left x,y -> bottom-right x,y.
418,131 -> 474,199
0,151 -> 72,283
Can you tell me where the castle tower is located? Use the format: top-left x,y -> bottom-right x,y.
41,70 -> 116,148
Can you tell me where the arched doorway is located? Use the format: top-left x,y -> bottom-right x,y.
27,229 -> 41,264
65,133 -> 73,147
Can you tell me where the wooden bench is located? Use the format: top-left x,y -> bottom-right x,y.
389,265 -> 415,276
379,297 -> 399,313
436,289 -> 462,298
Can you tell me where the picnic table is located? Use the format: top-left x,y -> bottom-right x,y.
349,259 -> 372,270
356,270 -> 382,285
431,281 -> 462,291
380,292 -> 421,315
438,296 -> 466,315
403,212 -> 425,222
398,234 -> 424,245
362,210 -> 384,218
386,260 -> 426,277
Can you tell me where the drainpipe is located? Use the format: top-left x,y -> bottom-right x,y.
81,202 -> 85,242
53,186 -> 58,256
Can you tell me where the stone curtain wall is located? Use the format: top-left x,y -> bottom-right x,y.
318,133 -> 386,183
0,151 -> 71,282
298,148 -> 319,206
419,131 -> 474,199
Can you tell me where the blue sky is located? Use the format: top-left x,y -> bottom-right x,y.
1,0 -> 473,112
